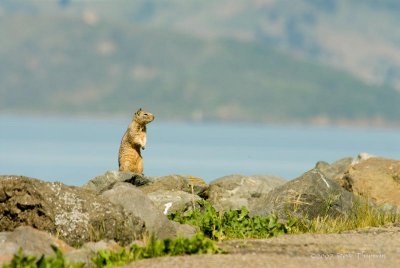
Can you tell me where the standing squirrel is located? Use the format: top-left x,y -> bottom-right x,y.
118,108 -> 154,174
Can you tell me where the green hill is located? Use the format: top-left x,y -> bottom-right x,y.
1,1 -> 400,125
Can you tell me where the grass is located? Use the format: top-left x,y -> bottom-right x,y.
292,200 -> 400,234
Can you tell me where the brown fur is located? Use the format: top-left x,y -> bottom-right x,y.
118,108 -> 154,174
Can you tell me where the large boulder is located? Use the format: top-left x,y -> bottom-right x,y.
250,169 -> 356,219
208,175 -> 286,212
0,176 -> 145,246
147,189 -> 202,215
341,157 -> 400,207
0,226 -> 74,266
0,226 -> 125,267
101,183 -> 197,239
138,175 -> 208,197
83,171 -> 153,194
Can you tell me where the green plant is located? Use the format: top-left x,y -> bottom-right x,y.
168,200 -> 297,240
4,234 -> 221,268
92,233 -> 222,268
3,245 -> 84,268
222,208 -> 297,239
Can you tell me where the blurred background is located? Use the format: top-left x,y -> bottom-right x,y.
1,0 -> 400,185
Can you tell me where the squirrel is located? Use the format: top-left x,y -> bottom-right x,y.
118,108 -> 154,174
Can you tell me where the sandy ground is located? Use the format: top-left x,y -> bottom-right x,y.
125,224 -> 400,268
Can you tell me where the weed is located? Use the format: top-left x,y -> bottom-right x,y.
92,233 -> 222,268
3,245 -> 84,268
168,200 -> 297,240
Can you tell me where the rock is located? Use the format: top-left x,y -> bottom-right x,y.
83,170 -> 153,193
250,169 -> 356,219
0,226 -> 73,266
207,174 -> 286,212
65,240 -> 123,266
147,190 -> 202,215
341,157 -> 400,207
0,227 -> 126,267
139,175 -> 208,197
315,157 -> 353,183
101,183 -> 197,239
0,176 -> 145,246
170,221 -> 199,237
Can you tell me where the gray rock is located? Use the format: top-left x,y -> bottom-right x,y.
0,226 -> 125,267
139,174 -> 208,197
250,169 -> 356,219
101,183 -> 197,239
0,226 -> 74,266
170,221 -> 200,237
315,157 -> 353,183
0,176 -> 145,246
83,170 -> 153,193
147,190 -> 202,215
207,174 -> 286,212
65,240 -> 123,266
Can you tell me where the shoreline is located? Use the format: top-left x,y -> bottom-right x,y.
1,112 -> 400,130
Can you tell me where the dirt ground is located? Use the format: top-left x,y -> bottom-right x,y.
125,224 -> 400,268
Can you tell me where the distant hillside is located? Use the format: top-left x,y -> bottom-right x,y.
1,0 -> 400,125
6,0 -> 398,90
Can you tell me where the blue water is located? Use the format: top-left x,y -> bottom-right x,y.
1,115 -> 399,186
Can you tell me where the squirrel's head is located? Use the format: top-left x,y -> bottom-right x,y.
134,108 -> 155,125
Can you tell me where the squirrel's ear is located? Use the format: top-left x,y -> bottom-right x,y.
135,108 -> 142,115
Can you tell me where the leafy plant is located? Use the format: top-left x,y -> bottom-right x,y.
221,208 -> 297,239
92,233 -> 222,268
168,200 -> 297,240
3,245 -> 84,268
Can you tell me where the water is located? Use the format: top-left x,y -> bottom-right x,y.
1,115 -> 399,185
